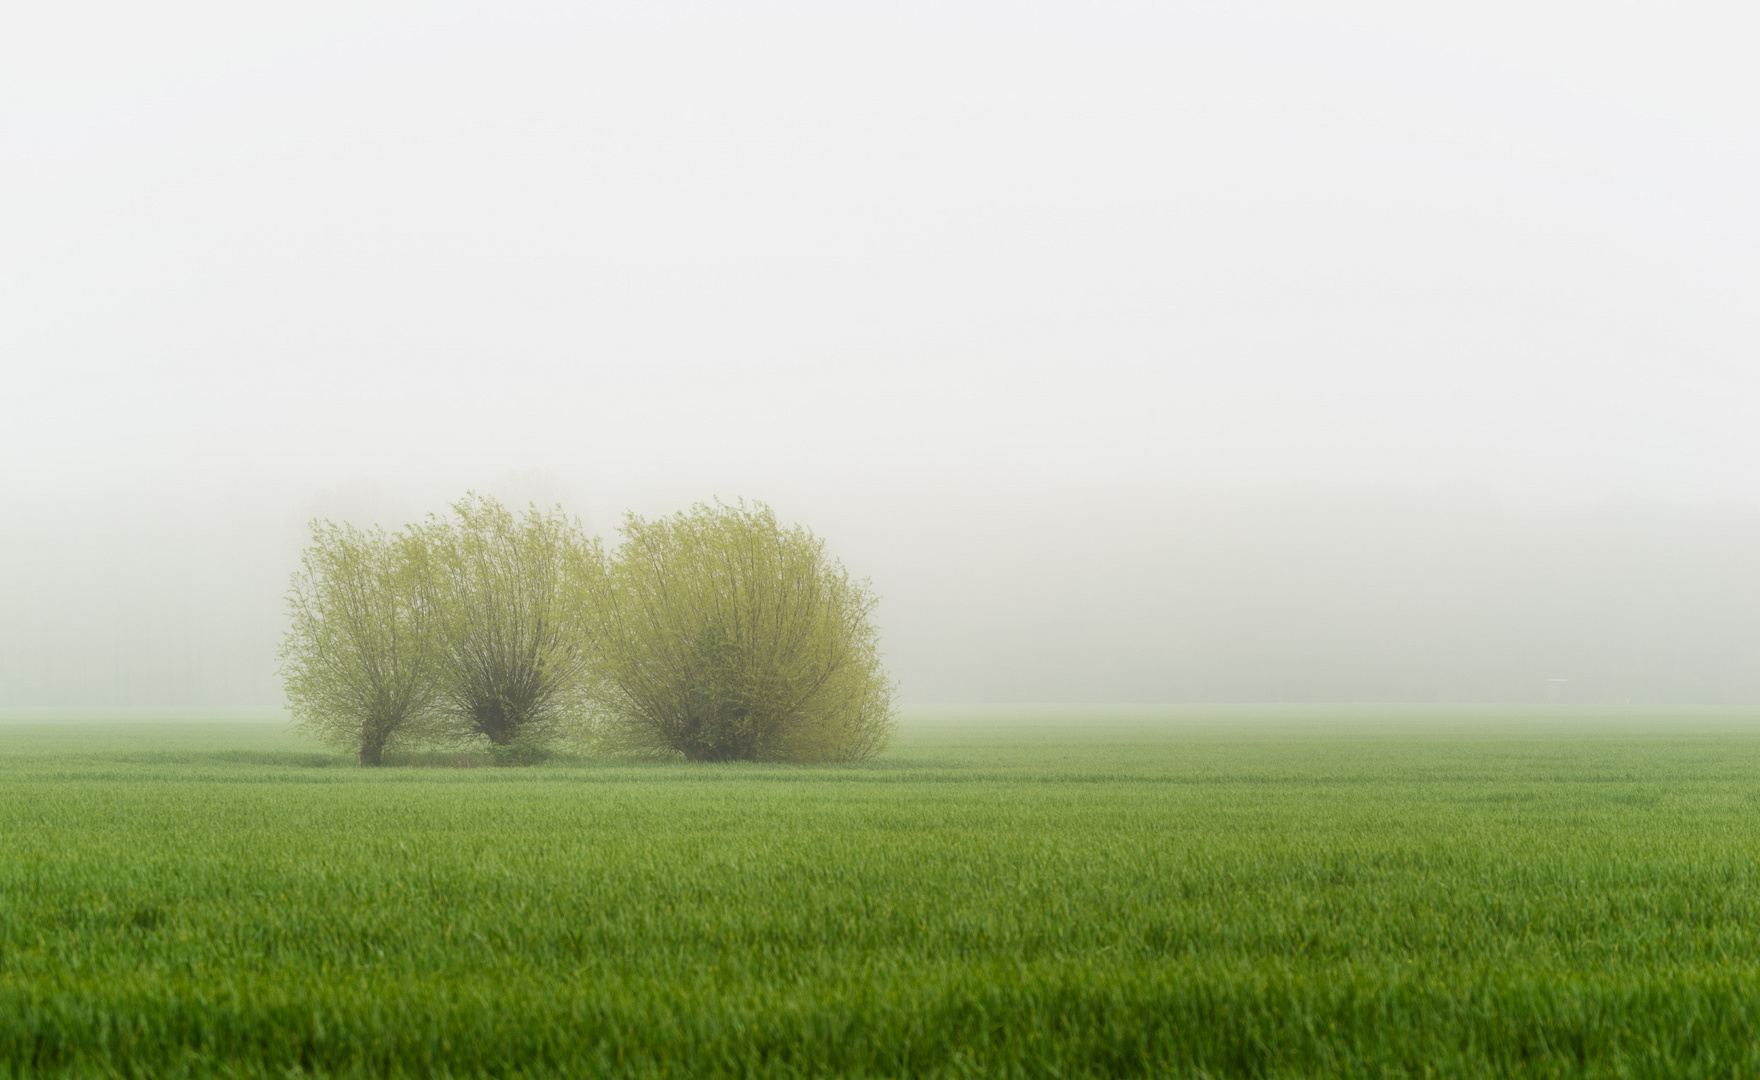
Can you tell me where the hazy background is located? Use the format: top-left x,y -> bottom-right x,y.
5,1 -> 1759,707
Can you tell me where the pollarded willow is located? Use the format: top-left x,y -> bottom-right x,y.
592,500 -> 894,763
409,494 -> 604,747
280,521 -> 441,765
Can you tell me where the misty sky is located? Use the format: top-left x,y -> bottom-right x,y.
5,2 -> 1760,707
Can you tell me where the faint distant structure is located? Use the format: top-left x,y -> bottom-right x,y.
1547,678 -> 1568,703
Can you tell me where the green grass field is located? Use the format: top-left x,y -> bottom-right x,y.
5,706 -> 1760,1078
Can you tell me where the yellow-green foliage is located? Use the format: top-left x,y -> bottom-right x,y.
593,501 -> 895,762
280,496 -> 889,764
409,495 -> 603,747
278,522 -> 439,765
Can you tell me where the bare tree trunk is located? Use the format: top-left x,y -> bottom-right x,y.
359,738 -> 385,766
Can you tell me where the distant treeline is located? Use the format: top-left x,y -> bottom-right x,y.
280,496 -> 894,766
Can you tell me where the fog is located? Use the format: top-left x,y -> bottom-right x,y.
5,2 -> 1760,706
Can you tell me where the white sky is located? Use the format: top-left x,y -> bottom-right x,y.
6,2 -> 1760,707
5,0 -> 1759,500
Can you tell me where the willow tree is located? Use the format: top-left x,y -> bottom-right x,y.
412,494 -> 602,746
280,522 -> 439,766
594,501 -> 895,763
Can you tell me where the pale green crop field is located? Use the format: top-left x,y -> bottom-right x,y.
5,706 -> 1760,1078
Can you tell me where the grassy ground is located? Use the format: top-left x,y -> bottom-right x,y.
5,706 -> 1760,1078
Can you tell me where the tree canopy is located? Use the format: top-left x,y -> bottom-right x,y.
409,495 -> 603,747
591,501 -> 895,763
282,496 -> 894,764
279,522 -> 439,766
